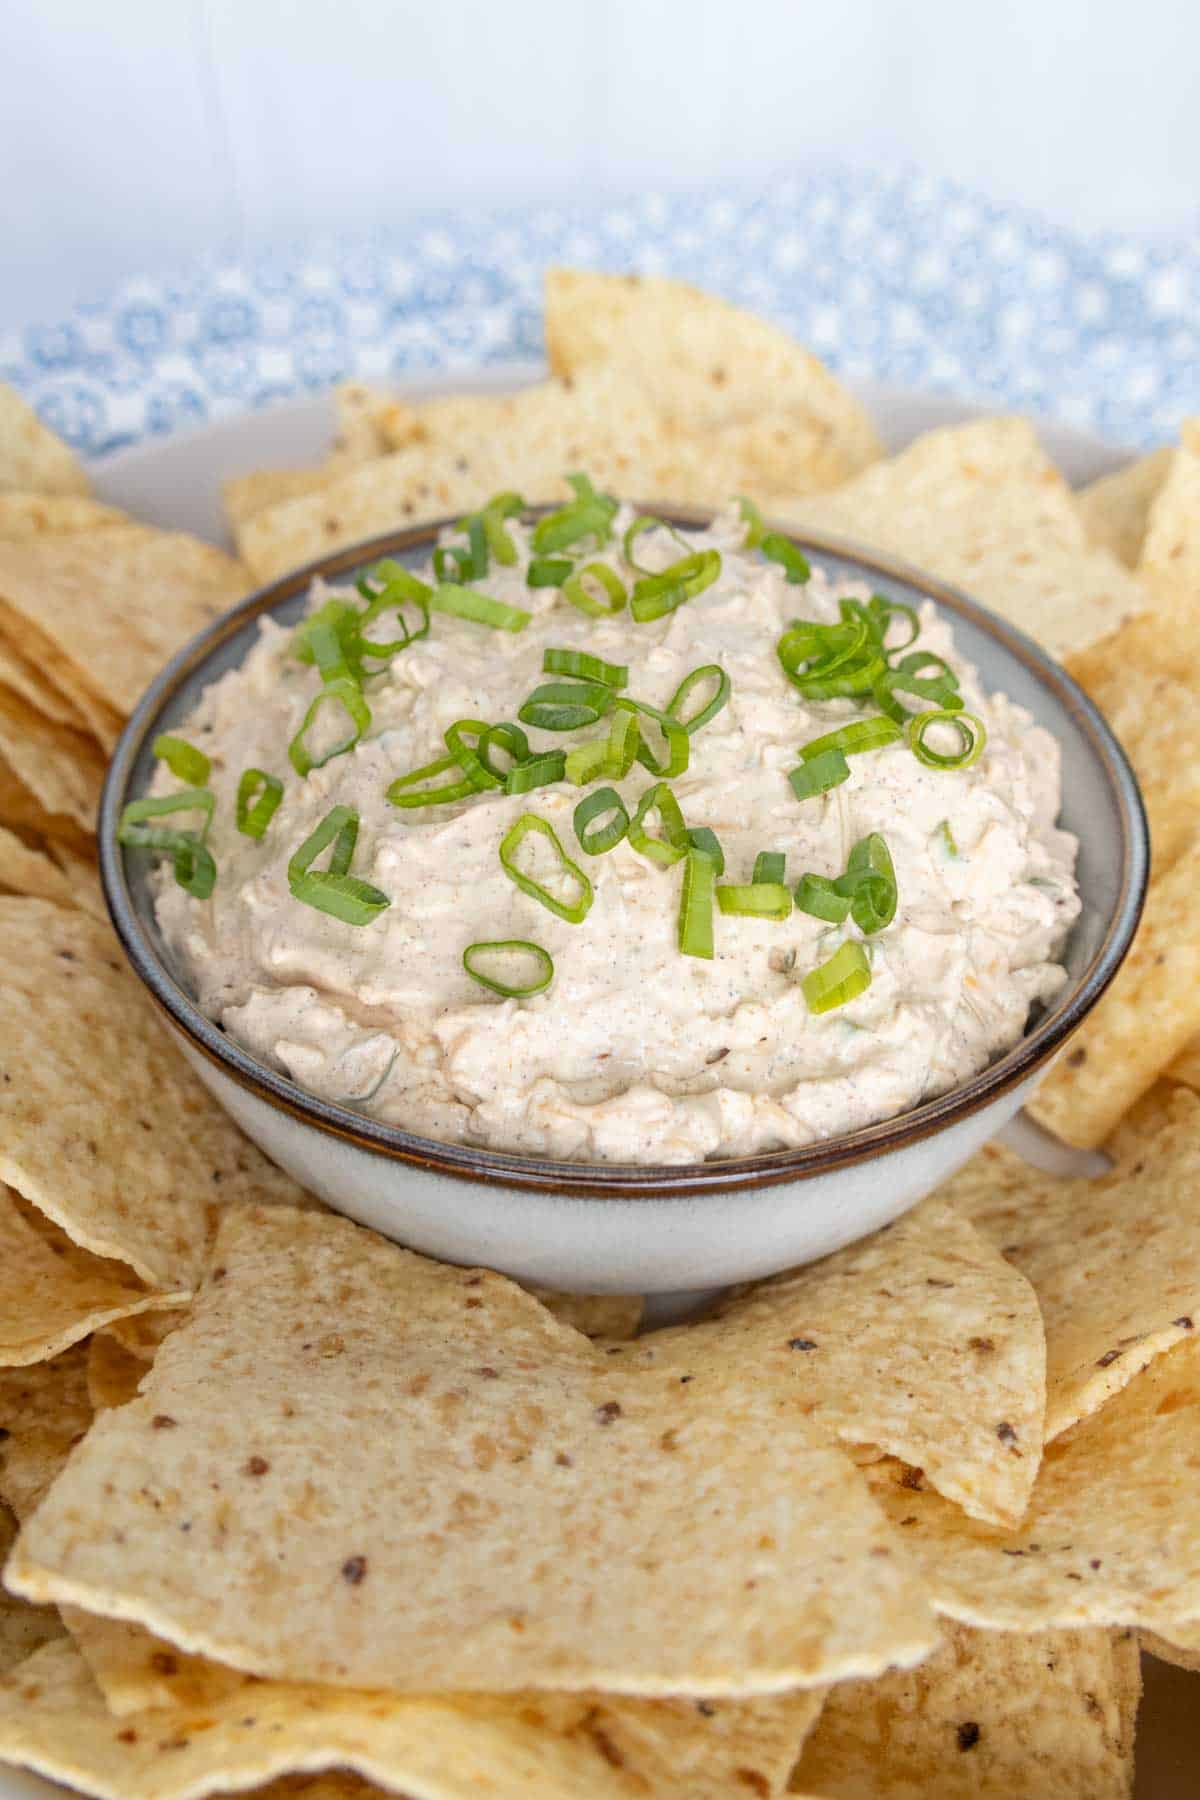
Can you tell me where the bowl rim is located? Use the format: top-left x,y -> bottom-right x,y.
99,509 -> 1149,1199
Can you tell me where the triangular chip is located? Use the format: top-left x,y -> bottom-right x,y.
942,1087 -> 1200,1437
1076,446 -> 1175,567
0,1509 -> 62,1678
0,623 -> 88,729
864,1333 -> 1200,1633
1028,838 -> 1200,1147
0,385 -> 89,497
778,417 -> 1147,657
86,1333 -> 148,1413
0,824 -> 84,911
0,900 -> 307,1288
534,1290 -> 643,1341
606,1196 -> 1045,1527
0,494 -> 126,541
0,1346 -> 92,1521
0,686 -> 106,830
9,1203 -> 937,1696
792,1622 -> 1140,1799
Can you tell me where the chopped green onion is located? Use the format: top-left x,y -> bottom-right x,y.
754,851 -> 786,885
937,819 -> 959,859
236,768 -> 283,839
795,834 -> 898,935
153,734 -> 210,784
666,663 -> 731,735
628,783 -> 689,867
622,514 -> 687,573
388,753 -> 479,809
519,678 -> 615,732
678,848 -> 716,959
355,562 -> 432,662
444,719 -> 504,791
532,474 -> 618,554
630,549 -> 721,624
616,697 -> 690,779
499,814 -> 593,923
463,939 -> 554,998
288,677 -> 371,778
839,594 -> 920,658
562,562 -> 627,618
907,709 -> 987,770
737,495 -> 766,548
291,599 -> 363,678
563,736 -> 612,787
574,785 -> 630,855
428,584 -> 530,633
118,788 -> 214,843
777,616 -> 884,700
117,792 -> 216,899
505,750 -> 567,794
802,941 -> 872,1014
761,533 -> 810,584
788,749 -> 850,800
527,556 -> 574,589
477,721 -> 531,782
432,542 -> 477,584
480,491 -> 525,566
602,707 -> 640,779
717,882 -> 791,921
794,873 -> 852,924
287,804 -> 390,925
686,826 -> 725,875
288,803 -> 358,881
542,647 -> 628,689
167,838 -> 216,900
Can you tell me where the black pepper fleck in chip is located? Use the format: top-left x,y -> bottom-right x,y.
957,1722 -> 981,1752
595,1401 -> 622,1426
787,1337 -> 817,1352
243,1456 -> 270,1477
696,1701 -> 717,1717
341,1556 -> 368,1585
996,1421 -> 1017,1445
151,1415 -> 177,1431
1175,1317 -> 1195,1331
1096,1349 -> 1122,1367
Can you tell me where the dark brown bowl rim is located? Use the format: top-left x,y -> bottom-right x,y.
99,510 -> 1149,1199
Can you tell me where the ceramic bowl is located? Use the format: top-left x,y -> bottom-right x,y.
99,516 -> 1148,1296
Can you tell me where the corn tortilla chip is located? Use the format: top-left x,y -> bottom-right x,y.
0,687 -> 106,830
604,1197 -> 1045,1528
0,1346 -> 92,1522
778,418 -> 1147,658
792,1622 -> 1140,1799
103,1308 -> 187,1364
0,494 -> 126,541
0,1510 -> 62,1678
86,1333 -> 148,1413
0,757 -> 94,856
0,824 -> 85,911
1076,447 -> 1175,567
941,1087 -> 1200,1438
534,1291 -> 644,1340
0,527 -> 247,724
863,1332 -> 1200,1633
0,1187 -> 185,1367
1028,839 -> 1200,1147
1073,669 -> 1200,873
0,385 -> 89,497
0,1636 -> 822,1800
0,900 -> 307,1288
43,838 -> 105,918
544,268 -> 882,489
222,384 -> 422,531
10,1203 -> 937,1695
1167,1037 -> 1200,1092
0,626 -> 88,730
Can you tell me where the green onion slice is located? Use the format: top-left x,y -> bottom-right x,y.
666,663 -> 731,735
907,709 -> 987,770
622,514 -> 688,573
678,847 -> 716,959
761,533 -> 810,584
291,599 -> 363,679
562,562 -> 627,618
788,749 -> 850,800
429,584 -> 531,633
687,826 -> 725,875
505,750 -> 567,795
236,768 -> 283,839
800,715 -> 903,762
476,721 -> 531,782
630,549 -> 721,624
117,793 -> 216,899
794,873 -> 852,924
754,850 -> 786,885
288,677 -> 371,778
802,941 -> 872,1014
840,832 -> 898,934
717,881 -> 792,921
287,805 -> 389,925
153,734 -> 211,784
118,788 -> 215,843
288,803 -> 358,881
542,647 -> 628,689
444,718 -> 504,791
527,556 -> 574,589
737,495 -> 766,548
518,678 -> 615,732
566,707 -> 640,785
563,736 -> 611,787
480,491 -> 525,567
432,542 -> 476,584
574,785 -> 630,855
628,782 -> 689,867
499,814 -> 593,923
532,474 -> 618,554
839,594 -> 920,658
937,819 -> 959,859
463,939 -> 553,998
614,697 -> 690,779
388,753 -> 479,809
355,562 -> 432,662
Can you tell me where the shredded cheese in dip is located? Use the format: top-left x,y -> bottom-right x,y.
151,506 -> 1080,1164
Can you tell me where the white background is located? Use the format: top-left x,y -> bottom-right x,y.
5,0 -> 1198,330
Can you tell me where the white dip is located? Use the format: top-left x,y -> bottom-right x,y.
151,505 -> 1080,1164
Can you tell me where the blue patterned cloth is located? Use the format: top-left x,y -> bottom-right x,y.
2,167 -> 1197,461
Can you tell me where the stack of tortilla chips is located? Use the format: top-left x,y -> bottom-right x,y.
2,271 -> 1199,1799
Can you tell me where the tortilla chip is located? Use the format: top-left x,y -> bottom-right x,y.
543,269 -> 882,490
43,838 -> 105,918
0,900 -> 307,1288
1142,1625 -> 1200,1673
941,1087 -> 1200,1438
792,1622 -> 1140,1799
0,1346 -> 92,1521
86,1333 -> 148,1412
0,385 -> 89,497
1072,668 -> 1200,873
0,1638 -> 821,1800
0,494 -> 126,541
1028,838 -> 1200,1147
0,527 -> 248,724
330,381 -> 400,462
222,384 -> 422,531
0,1187 -> 185,1367
1167,1036 -> 1200,1092
0,1509 -> 63,1678
605,1197 -> 1044,1528
1076,447 -> 1175,567
534,1291 -> 644,1340
0,624 -> 88,729
10,1203 -> 937,1696
0,825 -> 84,910
0,757 -> 94,856
222,467 -> 337,531
863,1333 -> 1200,1633
778,417 -> 1147,658
0,687 -> 106,831
102,1308 -> 187,1365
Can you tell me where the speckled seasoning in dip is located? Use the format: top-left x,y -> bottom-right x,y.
138,496 -> 1080,1165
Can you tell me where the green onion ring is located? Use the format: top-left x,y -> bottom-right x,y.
388,753 -> 480,809
481,491 -> 525,566
562,563 -> 627,618
236,768 -> 283,839
291,599 -> 363,677
603,707 -> 640,779
788,749 -> 850,801
463,939 -> 554,997
622,514 -> 688,573
628,783 -> 689,867
666,663 -> 731,735
499,814 -> 593,923
444,719 -> 504,791
355,562 -> 432,661
937,819 -> 959,859
531,474 -> 618,554
686,826 -> 725,875
754,850 -> 786,885
288,677 -> 372,778
429,583 -> 531,633
678,847 -> 716,959
716,882 -> 792,921
907,709 -> 987,770
760,533 -> 810,584
518,678 -> 615,732
527,556 -> 574,589
839,832 -> 897,934
794,873 -> 853,924
614,697 -> 689,778
432,543 -> 475,584
802,941 -> 872,1014
563,736 -> 612,787
477,721 -> 531,782
542,647 -> 628,688
287,807 -> 391,924
574,786 -> 630,855
152,734 -> 211,784
118,787 -> 215,843
737,495 -> 766,548
117,794 -> 216,899
630,549 -> 722,624
505,751 -> 567,795
288,803 -> 358,881
801,716 -> 904,761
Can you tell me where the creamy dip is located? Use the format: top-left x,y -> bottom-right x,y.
150,505 -> 1080,1164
